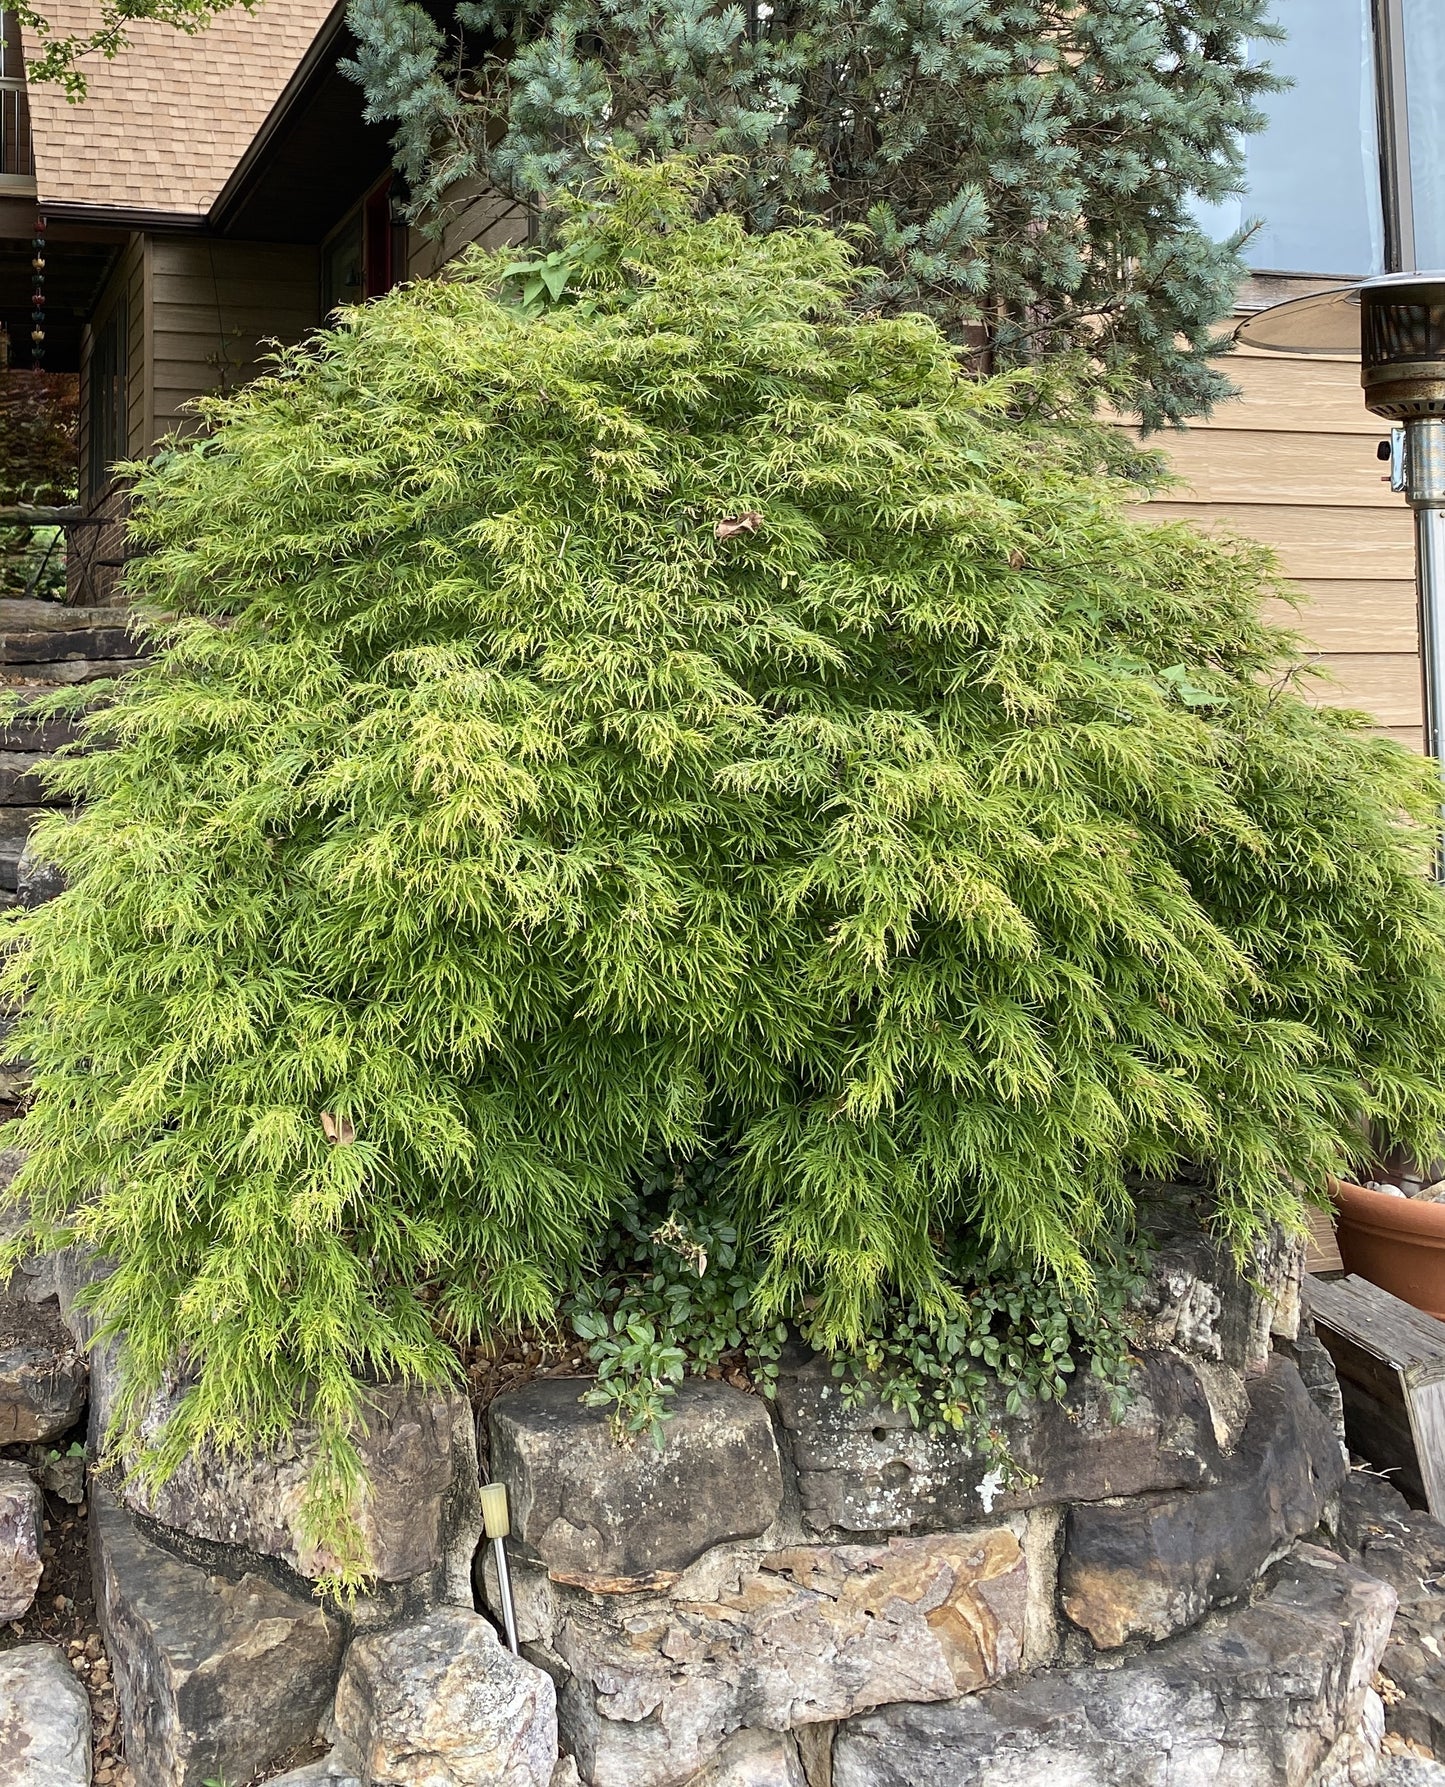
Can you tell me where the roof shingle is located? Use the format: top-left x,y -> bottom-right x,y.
21,0 -> 337,216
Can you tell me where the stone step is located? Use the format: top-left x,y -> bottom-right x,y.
0,597 -> 139,664
0,1643 -> 90,1784
0,1460 -> 42,1621
0,752 -> 53,805
0,701 -> 84,752
0,657 -> 147,688
91,1486 -> 343,1787
0,1293 -> 88,1442
1334,1472 -> 1445,1763
0,808 -> 47,892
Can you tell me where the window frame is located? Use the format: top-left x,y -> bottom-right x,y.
320,173 -> 407,316
87,299 -> 128,501
1374,0 -> 1416,272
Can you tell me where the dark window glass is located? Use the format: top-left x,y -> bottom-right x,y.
88,302 -> 127,498
1,9 -> 35,181
323,211 -> 365,313
324,186 -> 402,312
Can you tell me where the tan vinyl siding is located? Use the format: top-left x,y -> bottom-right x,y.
1139,347 -> 1420,746
148,238 -> 319,435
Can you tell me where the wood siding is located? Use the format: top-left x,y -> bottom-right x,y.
74,235 -> 319,600
405,181 -> 526,282
149,237 -> 318,435
1139,348 -> 1420,750
78,235 -> 320,475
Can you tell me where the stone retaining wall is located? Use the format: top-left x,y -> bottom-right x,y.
0,1183 -> 1426,1787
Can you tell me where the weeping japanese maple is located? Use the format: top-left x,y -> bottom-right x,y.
5,162 -> 1444,1574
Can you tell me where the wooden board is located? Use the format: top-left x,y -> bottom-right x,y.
1114,321 -> 1424,752
1302,1206 -> 1344,1277
1263,582 -> 1418,653
1107,352 -> 1381,436
1145,503 -> 1416,582
1307,1273 -> 1445,1515
1298,654 -> 1423,728
1373,725 -> 1425,750
1197,353 -> 1383,436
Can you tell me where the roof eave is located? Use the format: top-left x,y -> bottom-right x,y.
32,199 -> 209,232
207,0 -> 351,232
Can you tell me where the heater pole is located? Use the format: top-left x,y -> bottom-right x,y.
1231,275 -> 1445,880
1407,418 -> 1445,878
1416,506 -> 1445,761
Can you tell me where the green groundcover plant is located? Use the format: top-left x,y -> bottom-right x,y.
567,1152 -> 1147,1459
5,159 -> 1445,1579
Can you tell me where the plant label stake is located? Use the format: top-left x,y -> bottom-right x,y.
480,1481 -> 519,1655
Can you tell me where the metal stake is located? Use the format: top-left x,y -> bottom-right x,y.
492,1529 -> 519,1656
479,1480 -> 519,1655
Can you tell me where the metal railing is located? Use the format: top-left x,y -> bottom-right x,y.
0,10 -> 34,183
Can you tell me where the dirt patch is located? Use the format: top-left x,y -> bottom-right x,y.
0,1295 -> 65,1353
460,1334 -> 586,1472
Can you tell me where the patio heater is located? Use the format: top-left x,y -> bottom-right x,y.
1236,274 -> 1445,871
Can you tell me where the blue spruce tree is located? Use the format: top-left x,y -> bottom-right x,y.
343,0 -> 1283,427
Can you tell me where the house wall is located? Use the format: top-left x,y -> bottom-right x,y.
405,181 -> 527,283
1138,345 -> 1419,750
78,234 -> 321,482
148,237 -> 319,436
76,234 -> 146,478
71,236 -> 145,602
73,234 -> 319,600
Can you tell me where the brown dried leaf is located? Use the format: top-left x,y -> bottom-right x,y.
714,511 -> 763,541
320,1111 -> 356,1146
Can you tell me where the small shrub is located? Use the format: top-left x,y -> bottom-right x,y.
0,370 -> 77,598
5,160 -> 1445,1580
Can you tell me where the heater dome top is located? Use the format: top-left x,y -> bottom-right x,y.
1235,273 -> 1445,419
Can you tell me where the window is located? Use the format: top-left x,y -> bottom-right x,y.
0,8 -> 35,185
1194,0 -> 1445,279
1194,0 -> 1385,277
88,302 -> 128,498
1399,0 -> 1445,268
323,210 -> 364,312
322,175 -> 405,314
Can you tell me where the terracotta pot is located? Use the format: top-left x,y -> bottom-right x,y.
1329,1175 -> 1445,1320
